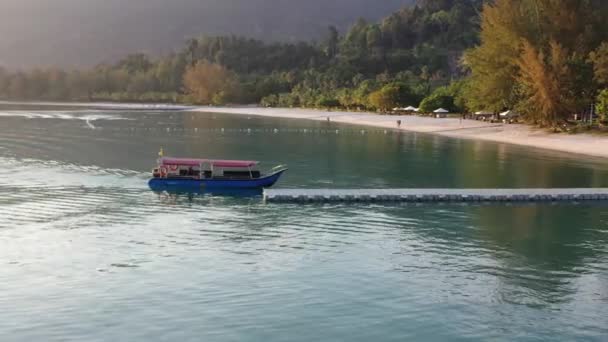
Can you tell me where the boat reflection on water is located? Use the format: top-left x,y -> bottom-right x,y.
150,184 -> 263,204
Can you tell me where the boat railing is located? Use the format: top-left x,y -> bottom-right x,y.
269,164 -> 288,174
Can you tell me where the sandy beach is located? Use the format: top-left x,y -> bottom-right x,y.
193,106 -> 608,159
3,101 -> 607,159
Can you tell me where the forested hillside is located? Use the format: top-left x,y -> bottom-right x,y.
0,0 -> 409,68
2,0 -> 608,127
0,0 -> 480,105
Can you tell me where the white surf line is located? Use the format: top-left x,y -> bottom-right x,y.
0,100 -> 193,111
85,119 -> 96,129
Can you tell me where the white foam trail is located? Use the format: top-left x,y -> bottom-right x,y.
0,100 -> 193,110
0,156 -> 148,189
0,110 -> 132,121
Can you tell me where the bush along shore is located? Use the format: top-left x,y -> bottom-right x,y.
1,0 -> 608,130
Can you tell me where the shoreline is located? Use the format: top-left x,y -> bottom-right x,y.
192,106 -> 608,160
2,100 -> 607,160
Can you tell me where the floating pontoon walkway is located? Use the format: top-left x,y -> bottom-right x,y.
263,188 -> 608,203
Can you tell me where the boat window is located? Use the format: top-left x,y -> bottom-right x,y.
223,171 -> 261,179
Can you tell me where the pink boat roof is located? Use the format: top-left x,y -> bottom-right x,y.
160,157 -> 258,168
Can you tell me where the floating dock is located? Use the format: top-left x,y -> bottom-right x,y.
263,188 -> 608,203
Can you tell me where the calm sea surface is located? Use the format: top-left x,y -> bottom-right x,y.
1,106 -> 607,341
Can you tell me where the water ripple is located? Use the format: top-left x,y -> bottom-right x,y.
2,109 -> 608,341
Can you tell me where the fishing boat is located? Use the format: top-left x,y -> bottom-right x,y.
148,155 -> 287,191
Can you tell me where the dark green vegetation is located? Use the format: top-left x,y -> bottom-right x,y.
1,0 -> 608,126
0,1 -> 480,107
465,0 -> 608,126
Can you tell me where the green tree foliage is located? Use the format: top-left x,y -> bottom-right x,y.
324,26 -> 340,59
465,0 -> 608,125
590,43 -> 608,86
464,0 -> 528,112
368,87 -> 395,112
517,40 -> 580,125
597,89 -> 608,121
418,79 -> 472,113
183,60 -> 236,105
448,79 -> 470,113
419,86 -> 456,113
368,82 -> 418,111
0,0 -> 482,107
117,54 -> 153,75
316,96 -> 341,109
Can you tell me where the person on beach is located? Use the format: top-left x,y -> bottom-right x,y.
397,120 -> 402,128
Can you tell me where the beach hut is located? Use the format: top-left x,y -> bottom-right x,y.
392,107 -> 409,114
473,111 -> 494,121
500,110 -> 520,123
393,106 -> 419,114
433,108 -> 449,118
499,110 -> 519,117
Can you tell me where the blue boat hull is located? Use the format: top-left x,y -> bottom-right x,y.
148,169 -> 286,192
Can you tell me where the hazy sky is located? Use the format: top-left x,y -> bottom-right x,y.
0,0 -> 409,68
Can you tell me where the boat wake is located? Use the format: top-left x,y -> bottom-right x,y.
0,110 -> 133,122
0,100 -> 193,111
0,156 -> 147,188
0,156 -> 269,231
0,156 -> 155,230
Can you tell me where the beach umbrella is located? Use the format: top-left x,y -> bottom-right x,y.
475,111 -> 493,115
404,106 -> 417,111
433,108 -> 449,113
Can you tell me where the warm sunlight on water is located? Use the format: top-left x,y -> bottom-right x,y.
1,107 -> 607,341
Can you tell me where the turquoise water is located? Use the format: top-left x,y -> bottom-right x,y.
1,107 -> 607,341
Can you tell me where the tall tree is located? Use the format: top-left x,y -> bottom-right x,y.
597,89 -> 608,120
465,0 -> 608,124
517,40 -> 575,125
183,60 -> 236,105
325,26 -> 340,59
464,0 -> 531,112
117,54 -> 153,75
589,43 -> 608,86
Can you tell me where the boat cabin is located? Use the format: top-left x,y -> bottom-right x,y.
152,157 -> 261,180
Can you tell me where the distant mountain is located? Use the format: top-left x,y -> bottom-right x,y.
1,0 -> 412,68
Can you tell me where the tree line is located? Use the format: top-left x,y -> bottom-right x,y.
1,0 -> 607,126
465,0 -> 608,126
